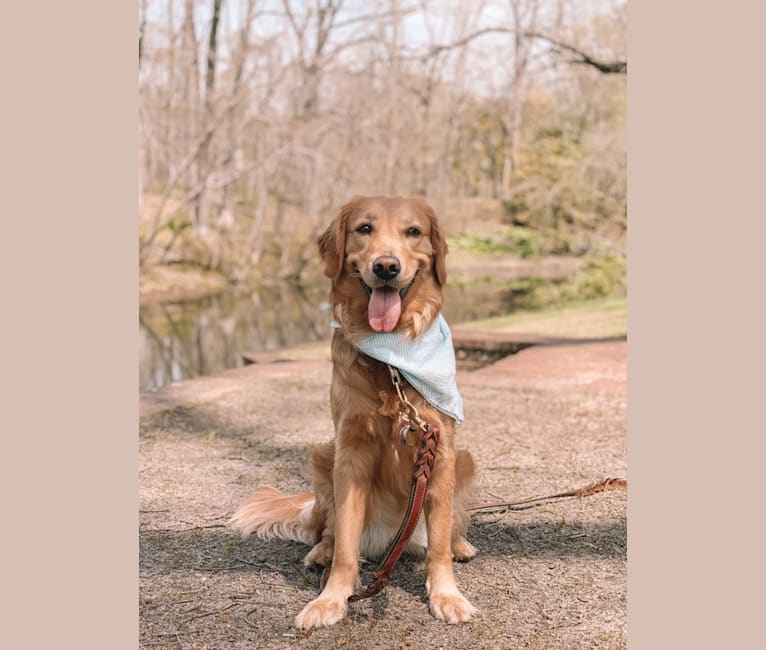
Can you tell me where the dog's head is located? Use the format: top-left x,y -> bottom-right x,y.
318,195 -> 448,339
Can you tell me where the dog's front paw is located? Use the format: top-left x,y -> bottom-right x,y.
429,591 -> 477,624
295,596 -> 347,629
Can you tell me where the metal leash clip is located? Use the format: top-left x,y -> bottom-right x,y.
399,421 -> 418,446
388,365 -> 427,446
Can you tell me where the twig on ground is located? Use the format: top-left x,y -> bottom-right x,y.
468,578 -> 509,592
150,523 -> 227,533
142,633 -> 184,648
466,478 -> 627,514
256,579 -> 294,589
179,602 -> 239,627
236,557 -> 285,573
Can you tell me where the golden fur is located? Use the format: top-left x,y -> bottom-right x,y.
230,196 -> 477,628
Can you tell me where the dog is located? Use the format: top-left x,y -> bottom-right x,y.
230,195 -> 477,629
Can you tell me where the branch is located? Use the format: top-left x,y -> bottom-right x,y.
428,27 -> 626,75
428,27 -> 516,57
526,31 -> 627,74
330,6 -> 416,31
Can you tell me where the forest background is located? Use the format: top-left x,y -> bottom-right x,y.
138,0 -> 627,390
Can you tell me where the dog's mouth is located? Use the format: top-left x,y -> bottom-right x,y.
357,271 -> 418,333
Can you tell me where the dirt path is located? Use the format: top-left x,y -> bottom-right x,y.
139,339 -> 626,649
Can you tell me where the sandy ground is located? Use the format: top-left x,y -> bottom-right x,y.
139,339 -> 626,649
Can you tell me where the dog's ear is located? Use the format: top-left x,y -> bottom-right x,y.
318,196 -> 362,283
416,198 -> 448,287
430,214 -> 448,287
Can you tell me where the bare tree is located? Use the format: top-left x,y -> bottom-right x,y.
139,0 -> 627,279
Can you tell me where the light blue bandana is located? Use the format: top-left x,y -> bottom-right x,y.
331,314 -> 464,424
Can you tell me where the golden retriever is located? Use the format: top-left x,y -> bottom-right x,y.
231,195 -> 477,628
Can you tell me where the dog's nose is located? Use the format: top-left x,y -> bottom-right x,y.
373,256 -> 401,280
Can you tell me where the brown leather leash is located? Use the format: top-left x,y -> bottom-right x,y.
349,366 -> 438,602
346,366 -> 627,602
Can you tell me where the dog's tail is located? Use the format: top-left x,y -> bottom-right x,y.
229,486 -> 316,545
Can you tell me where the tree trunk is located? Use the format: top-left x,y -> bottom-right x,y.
181,0 -> 203,230
138,0 -> 148,70
197,0 -> 224,234
206,0 -> 223,110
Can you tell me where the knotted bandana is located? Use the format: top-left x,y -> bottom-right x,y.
331,314 -> 464,423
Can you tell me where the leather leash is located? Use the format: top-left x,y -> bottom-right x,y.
345,367 -> 627,601
348,366 -> 438,602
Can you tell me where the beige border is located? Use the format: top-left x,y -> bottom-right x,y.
7,0 -> 762,647
629,2 -> 764,647
4,3 -> 137,648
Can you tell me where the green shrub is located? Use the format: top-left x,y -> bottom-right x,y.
449,232 -> 513,255
449,226 -> 545,258
502,226 -> 544,258
500,252 -> 626,311
566,253 -> 626,301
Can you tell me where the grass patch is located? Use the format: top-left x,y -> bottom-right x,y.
271,342 -> 331,362
456,297 -> 627,339
448,226 -> 545,258
449,232 -> 513,255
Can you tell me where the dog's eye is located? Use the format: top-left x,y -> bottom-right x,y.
406,227 -> 421,237
356,224 -> 372,234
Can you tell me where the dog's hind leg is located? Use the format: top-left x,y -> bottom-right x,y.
451,448 -> 478,561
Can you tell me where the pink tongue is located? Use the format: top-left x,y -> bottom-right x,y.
368,288 -> 402,333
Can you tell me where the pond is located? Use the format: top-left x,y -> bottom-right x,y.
139,279 -> 521,392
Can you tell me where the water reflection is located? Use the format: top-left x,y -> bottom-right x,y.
139,282 -> 331,391
139,281 -> 517,392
